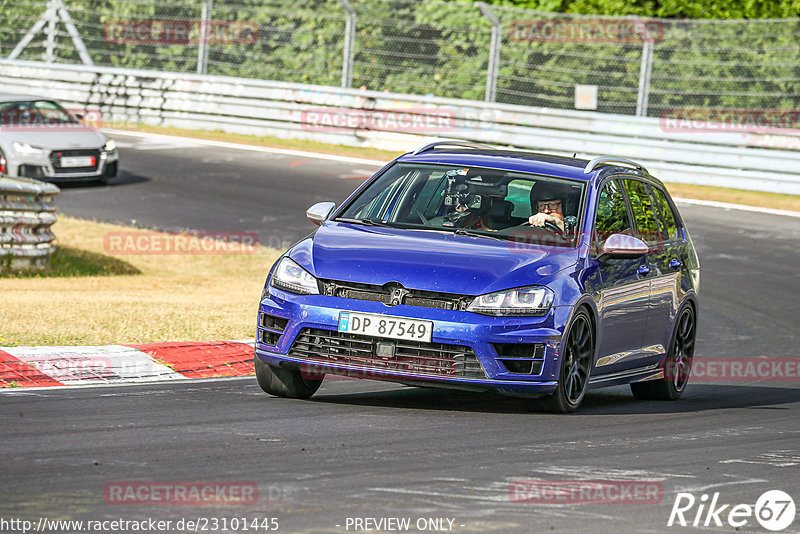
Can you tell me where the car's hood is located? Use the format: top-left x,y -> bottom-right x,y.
290,222 -> 579,296
0,127 -> 106,150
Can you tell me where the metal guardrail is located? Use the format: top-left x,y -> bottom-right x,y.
4,1 -> 799,118
1,59 -> 799,195
0,175 -> 59,270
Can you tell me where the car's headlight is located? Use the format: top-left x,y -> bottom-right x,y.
103,139 -> 117,152
12,142 -> 46,156
270,257 -> 319,295
467,286 -> 554,316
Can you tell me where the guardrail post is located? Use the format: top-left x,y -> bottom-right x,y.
338,0 -> 356,89
44,0 -> 58,62
636,39 -> 654,117
477,2 -> 501,103
197,0 -> 212,75
9,0 -> 93,65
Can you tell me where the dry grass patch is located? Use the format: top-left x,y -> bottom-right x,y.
0,216 -> 281,347
665,182 -> 800,212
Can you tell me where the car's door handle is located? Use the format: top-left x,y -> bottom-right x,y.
637,265 -> 651,276
669,259 -> 683,269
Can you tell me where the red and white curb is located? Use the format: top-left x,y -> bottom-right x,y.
0,340 -> 255,388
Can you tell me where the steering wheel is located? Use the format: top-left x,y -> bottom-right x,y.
543,220 -> 563,234
521,220 -> 564,236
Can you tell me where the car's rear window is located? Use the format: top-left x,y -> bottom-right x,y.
337,163 -> 586,248
650,186 -> 679,241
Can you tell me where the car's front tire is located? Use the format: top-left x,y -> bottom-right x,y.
254,356 -> 322,399
631,304 -> 695,401
538,309 -> 594,413
95,161 -> 118,185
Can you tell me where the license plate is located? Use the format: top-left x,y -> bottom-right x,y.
60,156 -> 95,167
338,312 -> 432,343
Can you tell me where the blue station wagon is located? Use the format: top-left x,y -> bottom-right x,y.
255,142 -> 700,412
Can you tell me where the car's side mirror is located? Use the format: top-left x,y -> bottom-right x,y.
596,233 -> 649,262
306,201 -> 336,226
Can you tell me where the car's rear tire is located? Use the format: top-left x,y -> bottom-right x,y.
254,356 -> 322,399
538,309 -> 594,413
631,304 -> 695,401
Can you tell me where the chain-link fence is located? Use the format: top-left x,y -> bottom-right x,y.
2,0 -> 799,117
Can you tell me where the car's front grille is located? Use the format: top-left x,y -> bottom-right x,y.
18,164 -> 46,178
319,279 -> 472,311
494,343 -> 546,375
258,312 -> 288,346
50,149 -> 100,174
289,328 -> 486,379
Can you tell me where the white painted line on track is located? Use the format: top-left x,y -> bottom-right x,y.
4,345 -> 187,385
0,374 -> 255,394
103,128 -> 387,166
674,197 -> 800,218
104,128 -> 800,216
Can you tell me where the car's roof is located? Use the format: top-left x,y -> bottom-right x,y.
397,147 -> 657,185
0,93 -> 52,103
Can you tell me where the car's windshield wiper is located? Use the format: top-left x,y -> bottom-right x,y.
336,217 -> 396,227
452,228 -> 507,241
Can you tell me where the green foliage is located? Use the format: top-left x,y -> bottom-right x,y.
486,0 -> 800,17
1,0 -> 797,115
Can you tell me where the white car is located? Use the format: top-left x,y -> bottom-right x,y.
0,94 -> 119,184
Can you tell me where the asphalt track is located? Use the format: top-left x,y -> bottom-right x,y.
2,132 -> 799,533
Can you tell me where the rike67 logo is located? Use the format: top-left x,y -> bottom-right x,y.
668,490 -> 796,531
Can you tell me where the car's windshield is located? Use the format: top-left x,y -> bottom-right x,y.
0,100 -> 79,126
337,162 -> 585,247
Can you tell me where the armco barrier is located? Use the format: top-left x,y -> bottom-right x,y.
1,59 -> 799,194
0,175 -> 59,270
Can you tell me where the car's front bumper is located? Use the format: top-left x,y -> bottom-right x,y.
10,149 -> 119,181
255,286 -> 574,395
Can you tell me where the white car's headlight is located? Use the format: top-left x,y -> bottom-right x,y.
103,139 -> 117,152
270,257 -> 319,295
467,286 -> 554,316
13,142 -> 46,156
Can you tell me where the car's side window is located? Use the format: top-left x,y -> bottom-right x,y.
649,186 -> 679,241
623,179 -> 661,245
594,179 -> 632,249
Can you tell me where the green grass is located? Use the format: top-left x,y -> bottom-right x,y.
0,246 -> 140,278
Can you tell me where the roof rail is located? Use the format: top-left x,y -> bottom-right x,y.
584,157 -> 646,174
412,141 -> 494,155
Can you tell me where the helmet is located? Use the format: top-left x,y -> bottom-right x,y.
530,181 -> 567,208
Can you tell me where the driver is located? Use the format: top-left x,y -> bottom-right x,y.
528,183 -> 566,232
